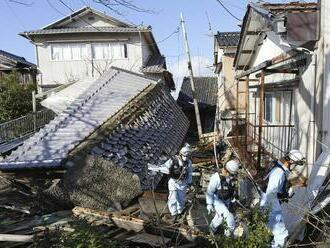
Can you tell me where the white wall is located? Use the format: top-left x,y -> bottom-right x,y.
35,33 -> 145,88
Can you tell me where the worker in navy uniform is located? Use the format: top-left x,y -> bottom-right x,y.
260,149 -> 305,248
148,143 -> 193,221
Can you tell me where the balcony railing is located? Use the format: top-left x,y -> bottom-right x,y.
0,109 -> 55,145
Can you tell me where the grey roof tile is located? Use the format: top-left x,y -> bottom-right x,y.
0,49 -> 36,68
215,32 -> 240,47
20,26 -> 151,36
141,54 -> 166,73
177,77 -> 218,107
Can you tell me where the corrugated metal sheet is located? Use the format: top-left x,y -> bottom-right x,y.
177,77 -> 218,107
0,67 -> 156,169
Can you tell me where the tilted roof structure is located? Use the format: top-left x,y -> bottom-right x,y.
0,67 -> 189,188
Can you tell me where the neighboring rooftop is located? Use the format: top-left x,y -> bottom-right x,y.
19,6 -> 161,55
177,77 -> 218,108
215,32 -> 240,47
0,49 -> 36,69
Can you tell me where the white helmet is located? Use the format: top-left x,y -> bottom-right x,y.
180,143 -> 192,156
225,160 -> 240,175
287,149 -> 305,165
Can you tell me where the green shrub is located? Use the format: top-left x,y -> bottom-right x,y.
209,207 -> 272,248
0,71 -> 39,123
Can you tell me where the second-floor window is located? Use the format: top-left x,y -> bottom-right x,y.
92,43 -> 127,60
51,44 -> 88,61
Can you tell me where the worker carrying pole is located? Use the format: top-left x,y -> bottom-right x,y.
180,13 -> 203,139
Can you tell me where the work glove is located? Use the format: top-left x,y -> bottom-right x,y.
288,187 -> 295,198
187,184 -> 195,193
207,204 -> 215,215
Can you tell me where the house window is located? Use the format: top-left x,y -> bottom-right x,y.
264,91 -> 293,124
92,43 -> 127,60
51,44 -> 88,61
265,93 -> 273,123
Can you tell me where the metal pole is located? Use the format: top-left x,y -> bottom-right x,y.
257,70 -> 265,169
32,90 -> 36,132
180,13 -> 203,139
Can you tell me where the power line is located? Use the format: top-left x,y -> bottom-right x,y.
214,0 -> 242,21
55,0 -> 180,47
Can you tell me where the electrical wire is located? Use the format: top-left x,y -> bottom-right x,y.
214,0 -> 242,21
52,0 -> 180,47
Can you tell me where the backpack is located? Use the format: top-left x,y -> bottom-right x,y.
216,173 -> 238,202
261,160 -> 290,204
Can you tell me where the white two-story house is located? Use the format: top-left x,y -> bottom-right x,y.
20,6 -> 173,92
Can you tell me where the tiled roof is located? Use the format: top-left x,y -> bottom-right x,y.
20,26 -> 150,36
177,77 -> 218,107
141,54 -> 166,73
0,67 -> 155,169
0,67 -> 189,190
215,32 -> 240,47
0,50 -> 36,68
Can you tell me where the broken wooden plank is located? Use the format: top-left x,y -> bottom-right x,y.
73,206 -> 201,241
72,206 -> 145,232
0,234 -> 33,242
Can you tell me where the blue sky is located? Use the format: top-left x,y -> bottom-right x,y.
0,0 -> 292,88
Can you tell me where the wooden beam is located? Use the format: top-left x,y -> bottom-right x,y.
237,65 -> 250,70
241,50 -> 255,54
246,31 -> 260,35
235,61 -> 271,79
255,69 -> 299,78
0,234 -> 33,242
257,70 -> 265,169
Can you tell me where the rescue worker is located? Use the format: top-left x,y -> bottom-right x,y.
260,149 -> 305,248
206,160 -> 240,236
148,143 -> 193,221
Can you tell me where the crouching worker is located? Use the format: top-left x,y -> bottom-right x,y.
148,143 -> 193,222
260,149 -> 306,248
206,160 -> 240,236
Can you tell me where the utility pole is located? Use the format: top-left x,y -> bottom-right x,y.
180,13 -> 203,139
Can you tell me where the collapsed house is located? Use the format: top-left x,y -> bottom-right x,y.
177,77 -> 218,139
0,67 -> 189,209
215,1 -> 330,242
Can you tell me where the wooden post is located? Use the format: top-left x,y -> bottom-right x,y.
236,80 -> 239,144
257,70 -> 265,169
32,90 -> 37,132
245,76 -> 249,148
180,13 -> 203,139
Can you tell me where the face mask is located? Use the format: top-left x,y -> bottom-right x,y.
181,155 -> 189,161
